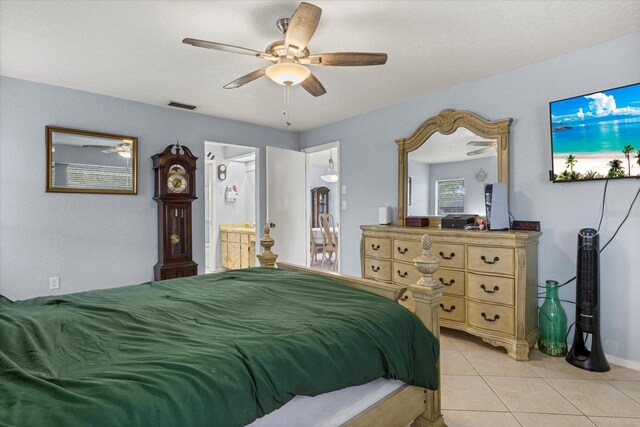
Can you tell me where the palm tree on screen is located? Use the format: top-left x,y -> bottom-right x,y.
607,159 -> 625,178
583,170 -> 602,180
565,154 -> 577,174
623,145 -> 634,176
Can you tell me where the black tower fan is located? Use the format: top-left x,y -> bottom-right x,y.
566,228 -> 610,372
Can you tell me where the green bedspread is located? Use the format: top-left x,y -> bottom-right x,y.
0,268 -> 438,427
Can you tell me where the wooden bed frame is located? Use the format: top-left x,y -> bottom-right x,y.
257,225 -> 446,427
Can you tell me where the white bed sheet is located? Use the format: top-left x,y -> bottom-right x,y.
247,378 -> 405,427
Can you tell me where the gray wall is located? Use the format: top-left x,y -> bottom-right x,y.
300,33 -> 640,365
407,161 -> 430,216
0,76 -> 297,301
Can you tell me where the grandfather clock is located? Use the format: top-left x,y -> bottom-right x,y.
152,143 -> 198,280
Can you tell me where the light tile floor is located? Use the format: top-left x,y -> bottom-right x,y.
440,328 -> 640,426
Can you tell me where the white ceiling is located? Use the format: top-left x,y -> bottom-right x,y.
308,147 -> 338,168
1,1 -> 639,131
409,128 -> 496,164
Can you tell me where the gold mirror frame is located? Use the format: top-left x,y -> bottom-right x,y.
46,126 -> 138,195
395,109 -> 512,225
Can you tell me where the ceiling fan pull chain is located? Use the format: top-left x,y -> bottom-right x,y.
284,84 -> 292,127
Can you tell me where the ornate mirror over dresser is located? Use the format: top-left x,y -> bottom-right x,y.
361,109 -> 542,360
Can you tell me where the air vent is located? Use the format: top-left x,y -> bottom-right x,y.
167,101 -> 197,110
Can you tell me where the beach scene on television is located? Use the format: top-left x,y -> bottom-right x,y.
551,83 -> 640,181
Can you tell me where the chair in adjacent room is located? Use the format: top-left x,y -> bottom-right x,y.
310,226 -> 322,266
319,213 -> 338,271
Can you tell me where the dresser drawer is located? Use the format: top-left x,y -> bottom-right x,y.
467,300 -> 514,335
392,261 -> 422,286
364,237 -> 392,258
433,268 -> 465,296
432,243 -> 465,269
468,246 -> 514,275
241,233 -> 249,244
467,273 -> 514,305
392,239 -> 422,262
220,231 -> 228,242
363,257 -> 391,281
227,232 -> 241,243
439,295 -> 465,323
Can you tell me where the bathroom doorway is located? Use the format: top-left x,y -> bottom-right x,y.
204,142 -> 258,272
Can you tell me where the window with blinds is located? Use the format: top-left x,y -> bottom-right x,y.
435,178 -> 465,215
66,163 -> 133,190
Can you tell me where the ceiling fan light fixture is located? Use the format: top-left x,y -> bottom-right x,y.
265,60 -> 310,86
118,151 -> 132,159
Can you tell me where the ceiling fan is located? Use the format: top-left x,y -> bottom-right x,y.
466,140 -> 497,157
83,143 -> 132,158
182,2 -> 388,97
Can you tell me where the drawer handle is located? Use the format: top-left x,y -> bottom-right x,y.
371,244 -> 380,251
397,247 -> 408,254
438,277 -> 455,286
439,251 -> 455,260
440,304 -> 456,313
397,270 -> 408,278
481,255 -> 500,264
397,289 -> 410,302
481,312 -> 500,322
371,265 -> 380,272
480,284 -> 500,294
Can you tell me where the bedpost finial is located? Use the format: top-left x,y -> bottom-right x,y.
421,234 -> 432,255
413,234 -> 440,288
258,224 -> 278,268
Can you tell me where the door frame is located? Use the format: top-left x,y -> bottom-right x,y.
302,141 -> 341,271
204,141 -> 258,271
205,159 -> 217,272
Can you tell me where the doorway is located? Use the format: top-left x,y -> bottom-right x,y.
304,142 -> 341,272
204,142 -> 258,272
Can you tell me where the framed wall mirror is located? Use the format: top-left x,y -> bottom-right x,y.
46,126 -> 138,195
396,109 -> 512,225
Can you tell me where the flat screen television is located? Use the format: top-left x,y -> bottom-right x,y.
550,82 -> 640,182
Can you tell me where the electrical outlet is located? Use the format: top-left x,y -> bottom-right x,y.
341,200 -> 347,210
49,276 -> 60,290
341,185 -> 347,195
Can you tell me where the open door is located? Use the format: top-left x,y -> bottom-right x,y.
266,146 -> 307,266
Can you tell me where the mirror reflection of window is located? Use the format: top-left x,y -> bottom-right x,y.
436,178 -> 465,215
407,128 -> 496,216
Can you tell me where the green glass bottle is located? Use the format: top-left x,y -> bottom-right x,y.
538,280 -> 568,356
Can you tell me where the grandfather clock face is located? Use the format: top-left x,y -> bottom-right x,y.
167,164 -> 188,194
169,207 -> 187,256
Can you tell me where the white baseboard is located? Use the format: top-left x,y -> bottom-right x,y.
606,353 -> 640,372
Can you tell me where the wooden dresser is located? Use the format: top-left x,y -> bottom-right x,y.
220,226 -> 256,270
361,225 -> 541,360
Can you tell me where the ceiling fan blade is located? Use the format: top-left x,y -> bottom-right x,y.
466,148 -> 494,156
301,52 -> 387,66
82,144 -> 111,149
285,2 -> 322,55
223,67 -> 267,89
300,72 -> 326,97
182,38 -> 275,60
466,140 -> 496,147
102,148 -> 118,154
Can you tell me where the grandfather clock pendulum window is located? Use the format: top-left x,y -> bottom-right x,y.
170,208 -> 187,256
